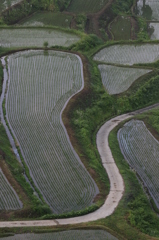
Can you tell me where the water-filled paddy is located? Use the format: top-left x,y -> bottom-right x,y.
98,65 -> 151,94
5,50 -> 98,214
94,44 -> 159,65
118,119 -> 159,209
0,28 -> 80,48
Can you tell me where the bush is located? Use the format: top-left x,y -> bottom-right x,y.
71,34 -> 103,52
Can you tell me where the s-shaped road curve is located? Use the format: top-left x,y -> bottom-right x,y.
1,103 -> 159,228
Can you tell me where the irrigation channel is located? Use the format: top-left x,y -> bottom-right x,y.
1,100 -> 159,227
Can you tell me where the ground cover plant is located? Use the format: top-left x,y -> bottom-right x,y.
67,0 -> 109,14
5,50 -> 98,214
93,44 -> 159,65
110,16 -> 131,41
0,229 -> 118,240
0,28 -> 80,48
18,12 -> 72,28
0,169 -> 22,210
118,119 -> 159,210
98,64 -> 151,94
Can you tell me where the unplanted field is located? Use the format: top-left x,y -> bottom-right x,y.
136,0 -> 159,21
5,50 -> 98,214
0,230 -> 118,240
0,29 -> 80,48
94,44 -> 159,65
67,0 -> 109,13
149,22 -> 159,40
0,169 -> 22,210
110,16 -> 131,41
98,65 -> 151,94
18,12 -> 72,28
118,120 -> 159,209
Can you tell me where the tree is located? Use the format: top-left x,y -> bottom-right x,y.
43,41 -> 49,49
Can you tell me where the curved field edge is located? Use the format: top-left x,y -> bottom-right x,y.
3,51 -> 99,213
0,50 -> 108,220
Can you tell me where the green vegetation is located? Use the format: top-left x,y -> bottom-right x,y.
2,0 -> 58,25
75,14 -> 87,31
137,17 -> 149,41
56,0 -> 71,11
43,41 -> 48,48
117,74 -> 159,113
110,16 -> 131,40
70,34 -> 103,52
111,0 -> 133,15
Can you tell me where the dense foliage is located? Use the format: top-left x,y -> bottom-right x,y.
111,0 -> 133,14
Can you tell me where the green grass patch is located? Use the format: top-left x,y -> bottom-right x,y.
110,16 -> 131,41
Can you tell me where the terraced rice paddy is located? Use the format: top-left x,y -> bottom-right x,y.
18,12 -> 72,28
5,50 -> 98,214
149,22 -> 159,40
0,169 -> 22,210
0,0 -> 21,13
136,0 -> 159,21
118,120 -> 159,209
94,44 -> 159,65
67,0 -> 109,13
98,65 -> 151,94
0,29 -> 80,48
0,230 -> 118,240
110,16 -> 131,41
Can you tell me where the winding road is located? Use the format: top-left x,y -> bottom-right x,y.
1,103 -> 159,228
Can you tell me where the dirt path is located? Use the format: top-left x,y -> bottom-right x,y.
1,104 -> 159,228
87,0 -> 115,38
